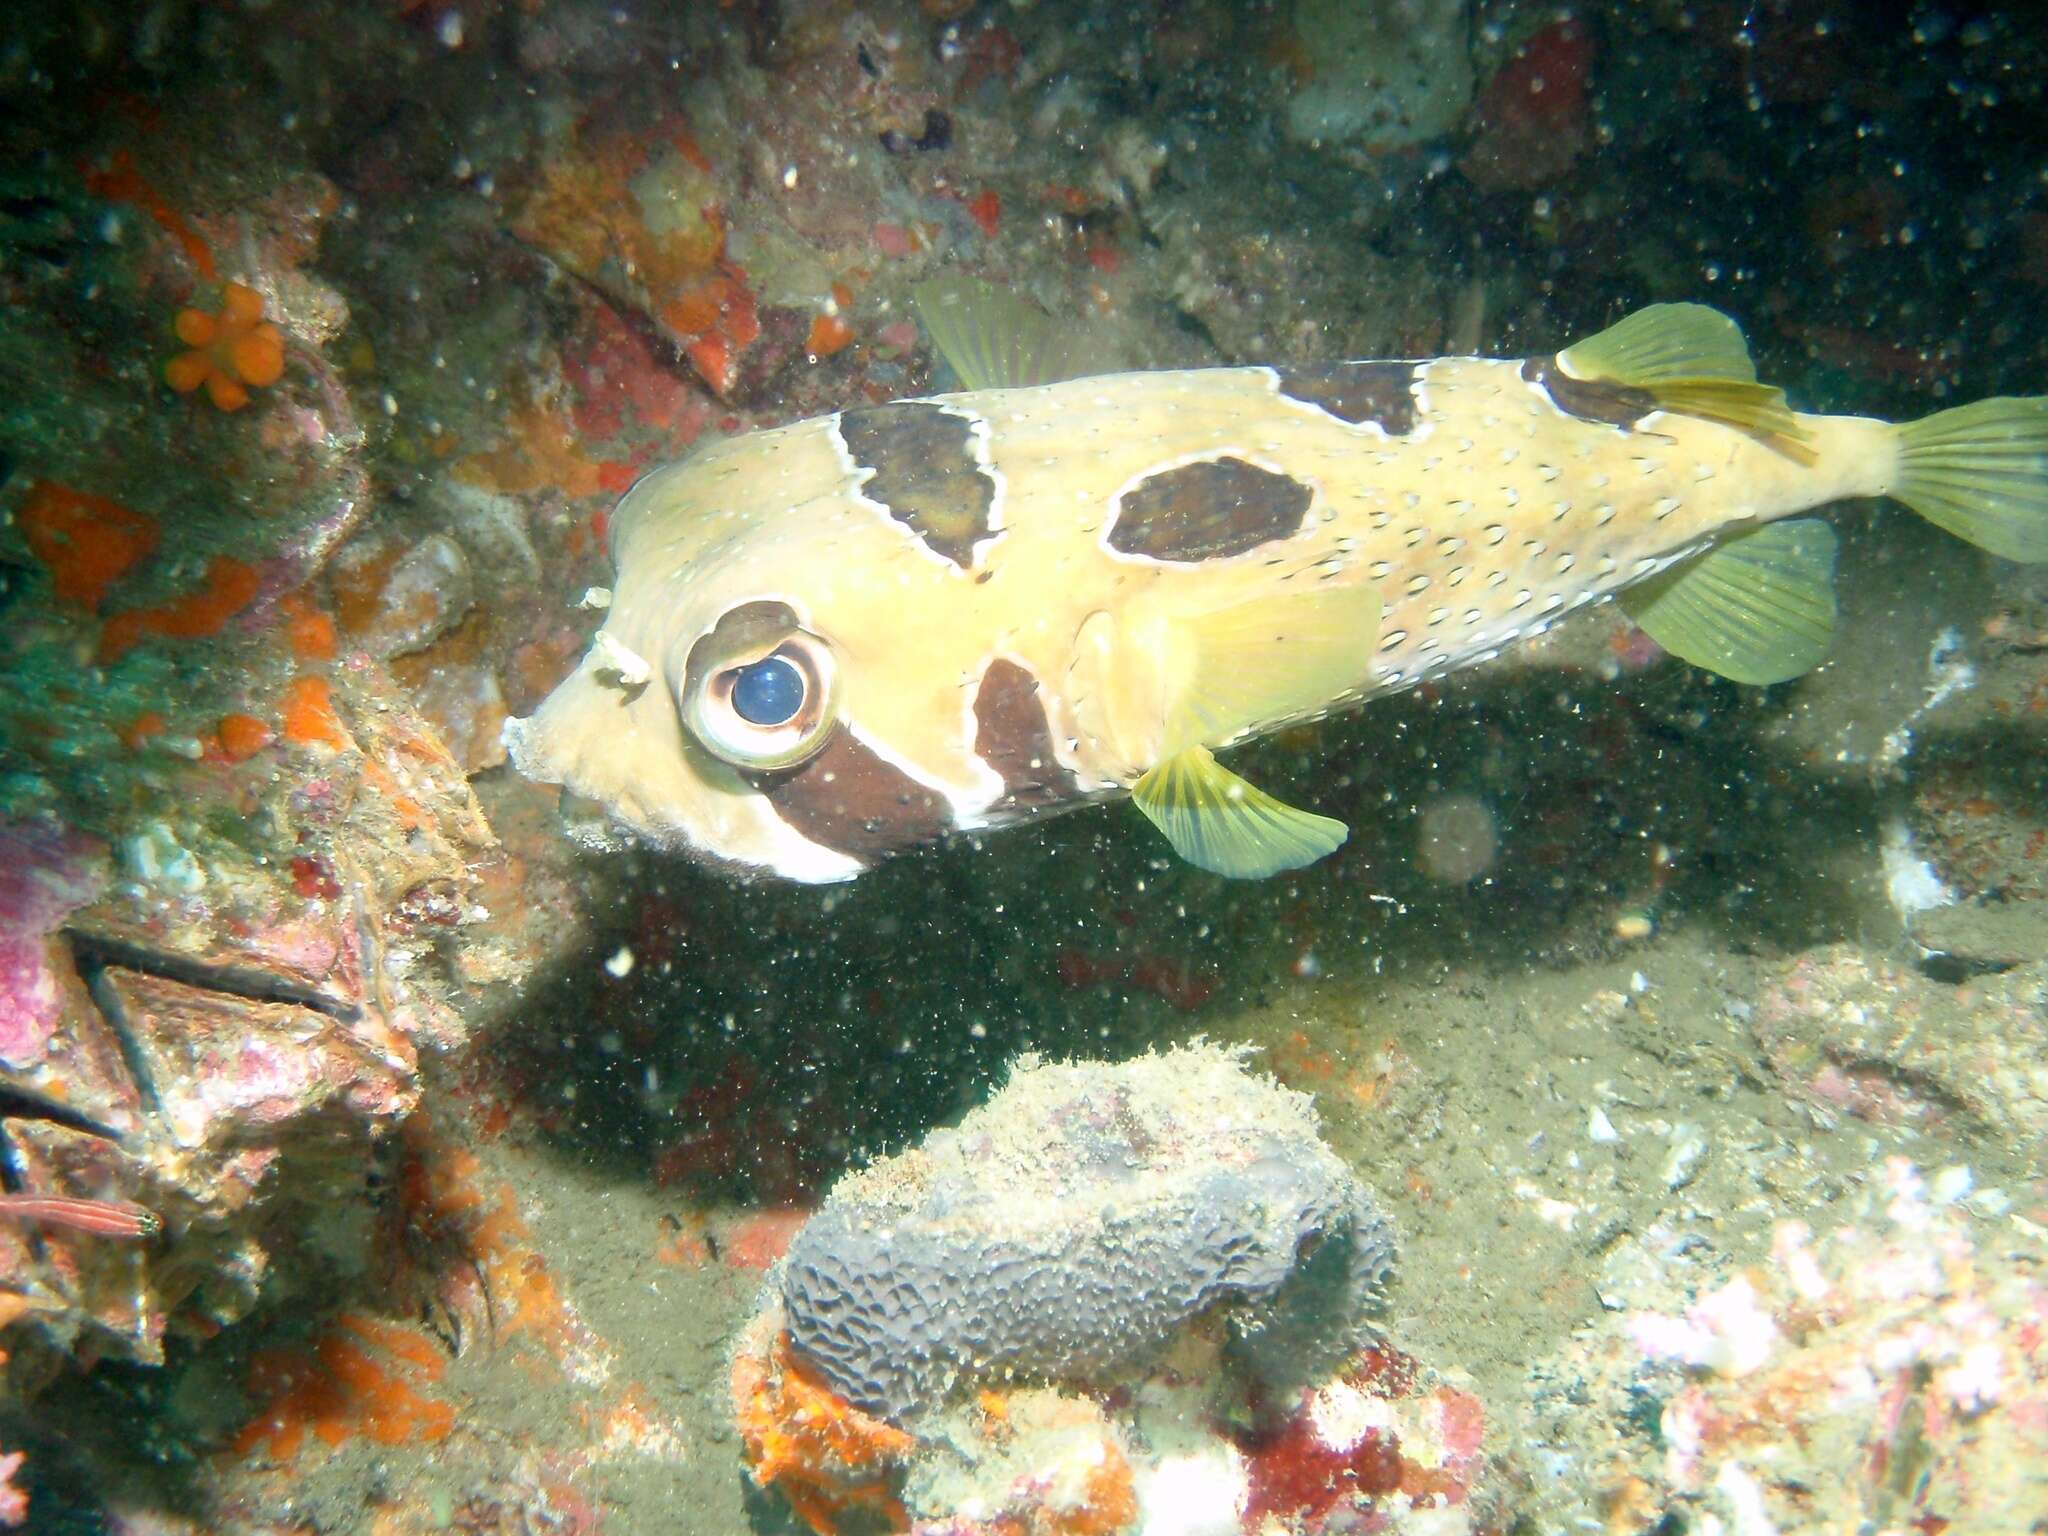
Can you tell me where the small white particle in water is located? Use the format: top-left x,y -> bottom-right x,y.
437,10 -> 464,47
1588,1106 -> 1620,1143
605,946 -> 635,978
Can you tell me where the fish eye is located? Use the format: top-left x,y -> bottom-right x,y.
730,655 -> 805,726
680,605 -> 840,772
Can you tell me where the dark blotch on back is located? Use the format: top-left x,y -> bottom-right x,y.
749,727 -> 953,860
974,660 -> 1079,816
1522,355 -> 1657,429
839,403 -> 996,568
1273,361 -> 1420,435
1108,456 -> 1313,563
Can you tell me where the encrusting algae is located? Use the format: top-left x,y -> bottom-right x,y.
732,1321 -> 915,1536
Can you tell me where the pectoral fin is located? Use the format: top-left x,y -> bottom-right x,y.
1167,581 -> 1382,754
1131,746 -> 1347,879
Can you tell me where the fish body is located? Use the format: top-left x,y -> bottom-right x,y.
507,301 -> 2048,882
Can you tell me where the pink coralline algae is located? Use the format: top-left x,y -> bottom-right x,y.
0,1447 -> 23,1528
1626,1158 -> 2048,1530
0,822 -> 106,1067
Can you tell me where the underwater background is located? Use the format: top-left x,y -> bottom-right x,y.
2,0 -> 2047,1531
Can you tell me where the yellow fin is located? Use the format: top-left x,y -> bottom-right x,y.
1561,302 -> 1761,384
1619,519 -> 1837,686
1893,396 -> 2048,563
912,276 -> 1110,391
1167,581 -> 1382,753
1131,746 -> 1347,879
1561,303 -> 1813,460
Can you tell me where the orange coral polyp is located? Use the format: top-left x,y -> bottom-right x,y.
167,282 -> 287,411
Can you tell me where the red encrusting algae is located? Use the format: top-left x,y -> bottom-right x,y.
806,311 -> 855,362
664,266 -> 761,396
733,1328 -> 914,1536
232,1312 -> 454,1462
966,188 -> 1002,239
1242,1407 -> 1406,1525
215,712 -> 274,763
80,149 -> 217,278
19,481 -> 160,610
279,676 -> 352,751
97,556 -> 262,662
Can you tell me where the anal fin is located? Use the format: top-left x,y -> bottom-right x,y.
1619,518 -> 1837,686
1131,746 -> 1347,879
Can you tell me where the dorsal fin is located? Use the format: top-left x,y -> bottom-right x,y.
1560,303 -> 1815,461
912,276 -> 1113,391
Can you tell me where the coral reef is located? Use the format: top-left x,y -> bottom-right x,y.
1526,1157 -> 2048,1532
1751,945 -> 2048,1148
0,674 -> 513,1397
733,1043 -> 1479,1535
1,1 -> 2045,1532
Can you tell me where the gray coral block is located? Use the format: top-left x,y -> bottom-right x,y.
777,1041 -> 1395,1423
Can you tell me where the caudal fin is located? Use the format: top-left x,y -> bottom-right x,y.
1894,396 -> 2048,562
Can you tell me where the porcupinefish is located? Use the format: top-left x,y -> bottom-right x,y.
506,285 -> 2048,882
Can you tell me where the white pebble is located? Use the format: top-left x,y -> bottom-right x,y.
1662,1125 -> 1706,1190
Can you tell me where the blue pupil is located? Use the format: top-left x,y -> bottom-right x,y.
731,656 -> 805,726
